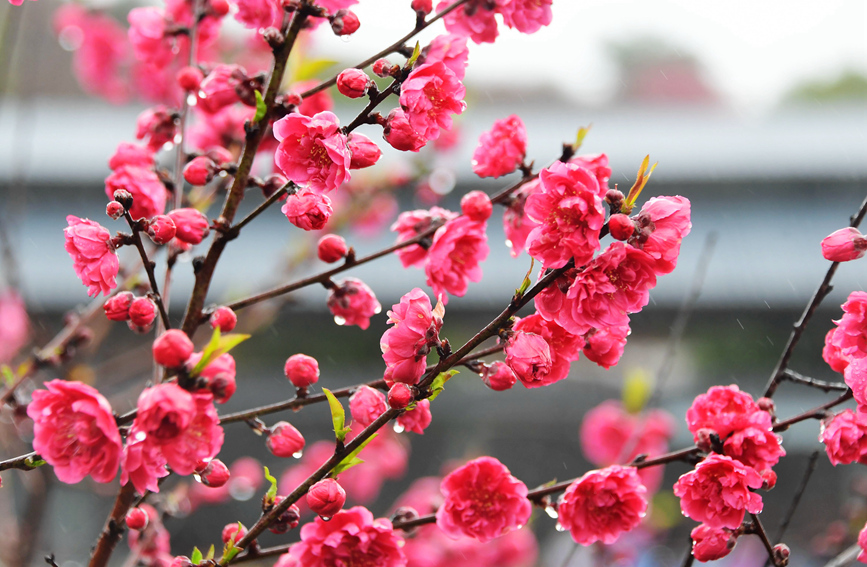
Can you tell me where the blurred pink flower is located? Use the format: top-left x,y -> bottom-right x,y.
471,115 -> 526,178
64,215 -> 119,297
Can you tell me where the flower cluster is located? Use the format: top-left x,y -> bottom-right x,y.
825,292 -> 867,407
381,289 -> 444,384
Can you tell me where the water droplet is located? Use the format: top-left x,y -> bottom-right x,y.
187,94 -> 198,106
545,505 -> 558,519
555,523 -> 565,532
334,315 -> 346,326
193,473 -> 202,484
293,450 -> 303,459
340,35 -> 351,43
374,305 -> 382,314
320,516 -> 332,522
133,431 -> 146,442
505,239 -> 513,248
230,479 -> 256,501
58,26 -> 84,51
393,423 -> 405,433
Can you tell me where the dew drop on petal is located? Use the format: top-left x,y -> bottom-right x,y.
187,94 -> 197,106
374,305 -> 382,314
555,523 -> 565,532
393,423 -> 405,433
334,315 -> 346,326
320,516 -> 332,522
293,450 -> 303,459
545,505 -> 558,519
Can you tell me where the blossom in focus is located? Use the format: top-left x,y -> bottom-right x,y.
152,329 -> 194,368
420,34 -> 469,80
822,227 -> 867,262
673,454 -> 763,530
513,314 -> 583,385
627,196 -> 692,274
504,331 -> 554,388
391,207 -> 457,268
266,421 -> 306,458
582,325 -> 630,369
274,111 -> 351,193
480,361 -> 518,391
399,61 -> 466,142
397,399 -> 432,434
557,465 -> 647,545
327,278 -> 381,330
64,215 -> 119,297
27,380 -> 122,483
284,354 -> 320,388
336,68 -> 370,99
307,478 -> 346,517
820,409 -> 867,466
381,288 -> 444,385
350,385 -> 388,428
383,108 -> 428,152
282,190 -> 334,231
425,216 -> 488,303
168,208 -> 210,245
686,384 -> 766,442
471,115 -> 527,178
436,456 -> 531,543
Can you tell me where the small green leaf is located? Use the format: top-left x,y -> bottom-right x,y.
406,41 -> 421,69
323,388 -> 351,443
253,90 -> 267,123
574,124 -> 592,151
191,547 -> 203,565
25,456 -> 47,468
222,544 -> 241,563
264,466 -> 278,500
622,367 -> 652,414
515,258 -> 535,297
190,328 -> 250,377
332,433 -> 378,476
429,369 -> 458,402
206,545 -> 215,561
1,365 -> 14,387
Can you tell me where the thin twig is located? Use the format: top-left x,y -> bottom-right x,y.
230,182 -> 295,236
780,369 -> 848,392
773,451 -> 819,548
748,513 -> 777,564
123,211 -> 171,329
772,389 -> 853,432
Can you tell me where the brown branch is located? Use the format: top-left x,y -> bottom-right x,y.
747,513 -> 778,565
229,182 -> 294,236
123,211 -> 171,329
771,451 -> 818,553
772,389 -> 853,432
779,369 -> 848,393
87,483 -> 138,567
0,452 -> 38,472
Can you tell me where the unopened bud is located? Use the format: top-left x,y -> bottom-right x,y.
460,191 -> 493,222
177,66 -> 204,92
209,306 -> 237,332
267,498 -> 300,534
410,0 -> 432,15
168,208 -> 210,245
153,329 -> 194,368
128,297 -> 157,332
125,507 -> 149,530
266,421 -> 305,458
307,478 -> 346,518
608,213 -> 635,241
373,58 -> 397,78
208,0 -> 230,16
113,189 -> 133,211
183,156 -> 217,186
317,234 -> 348,263
387,383 -> 413,409
605,189 -> 624,209
336,68 -> 370,99
198,458 -> 230,488
284,354 -> 320,388
222,522 -> 247,545
772,544 -> 790,565
104,291 -> 134,322
106,201 -> 125,220
146,214 -> 177,245
330,9 -> 360,35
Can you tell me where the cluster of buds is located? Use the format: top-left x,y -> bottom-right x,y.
103,292 -> 158,333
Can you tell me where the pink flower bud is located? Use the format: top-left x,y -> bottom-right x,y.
384,108 -> 426,152
168,208 -> 211,245
605,189 -> 624,207
222,522 -> 247,545
209,306 -> 237,332
208,147 -> 234,167
761,469 -> 777,490
266,421 -> 305,458
822,227 -> 867,262
372,58 -> 396,78
336,68 -> 370,99
691,524 -> 737,562
170,556 -> 193,567
397,398 -> 432,434
177,66 -> 204,92
327,278 -> 382,330
608,213 -> 635,241
185,157 -> 217,187
281,190 -> 333,231
208,0 -> 230,17
480,361 -> 517,391
350,385 -> 388,427
347,133 -> 382,169
153,329 -> 194,367
146,214 -> 177,245
199,458 -> 230,487
460,190 -> 492,222
113,189 -> 134,210
307,478 -> 346,517
773,544 -> 790,564
411,0 -> 432,14
125,507 -> 149,530
128,297 -> 157,332
106,201 -> 125,220
317,234 -> 348,263
104,291 -> 134,321
331,9 -> 359,35
284,353 -> 320,388
387,383 -> 413,409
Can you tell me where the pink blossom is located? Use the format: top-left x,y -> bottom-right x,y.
347,133 -> 381,169
293,80 -> 335,117
274,111 -> 351,193
824,328 -> 850,373
136,106 -> 177,151
128,296 -> 157,332
104,291 -> 133,322
436,456 -> 531,543
835,291 -> 867,355
0,289 -> 29,364
350,385 -> 388,428
822,227 -> 867,262
188,352 -> 237,404
64,216 -> 119,297
27,380 -> 122,484
383,108 -> 428,152
570,153 -> 612,190
189,105 -> 254,153
108,143 -> 155,170
290,506 -> 405,567
722,421 -> 785,474
307,478 -> 346,517
514,314 -> 583,383
460,191 -> 492,222
282,190 -> 333,231
232,0 -> 280,29
480,361 -> 517,391
437,0 -> 498,44
397,399 -> 432,434
425,216 -> 488,303
504,331 -> 554,388
421,34 -> 469,80
582,325 -> 630,369
472,115 -> 527,178
820,409 -> 867,466
503,180 -> 541,258
846,357 -> 867,408
399,62 -> 466,141
525,161 -> 606,269
496,0 -> 552,33
673,454 -> 764,530
105,166 -> 167,221
284,354 -> 320,388
168,208 -> 210,245
336,68 -> 370,99
557,465 -> 647,545
267,421 -> 305,458
327,278 -> 381,330
387,383 -> 413,409
686,384 -> 767,442
128,7 -> 174,69
628,196 -> 692,274
197,65 -> 246,114
391,207 -> 457,268
381,288 -> 444,385
691,525 -> 737,562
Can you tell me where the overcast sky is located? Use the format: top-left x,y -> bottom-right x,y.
317,0 -> 867,111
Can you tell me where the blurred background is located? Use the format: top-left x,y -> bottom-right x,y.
0,0 -> 866,565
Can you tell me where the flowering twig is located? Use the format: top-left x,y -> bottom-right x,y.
123,211 -> 171,329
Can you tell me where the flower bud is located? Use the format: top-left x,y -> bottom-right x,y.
113,189 -> 134,211
761,469 -> 777,490
183,156 -> 217,186
411,0 -> 432,14
128,297 -> 157,332
350,385 -> 387,427
317,234 -> 348,263
284,353 -> 320,388
347,133 -> 382,169
170,556 -> 193,567
372,58 -> 397,78
821,227 -> 867,262
168,208 -> 211,245
336,68 -> 370,99
772,544 -> 790,565
605,189 -> 624,209
147,214 -> 177,245
330,9 -> 359,35
222,522 -> 247,545
209,306 -> 237,332
307,478 -> 346,518
261,173 -> 288,199
266,421 -> 305,458
106,201 -> 125,220
104,291 -> 134,321
153,329 -> 194,368
460,191 -> 492,222
199,458 -> 230,488
387,383 -> 413,409
208,0 -> 230,17
691,525 -> 736,562
480,361 -> 517,391
177,66 -> 204,92
125,507 -> 149,531
266,497 -> 300,534
208,147 -> 234,167
608,213 -> 635,241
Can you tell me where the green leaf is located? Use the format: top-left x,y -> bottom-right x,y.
622,367 -> 652,414
24,456 -> 46,468
222,544 -> 241,563
515,258 -> 535,297
191,547 -> 203,565
323,388 -> 351,443
574,124 -> 592,151
253,90 -> 267,123
332,433 -> 378,476
428,369 -> 458,402
206,545 -> 215,561
292,58 -> 338,82
1,365 -> 14,387
190,328 -> 250,377
264,466 -> 278,500
406,41 -> 421,69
